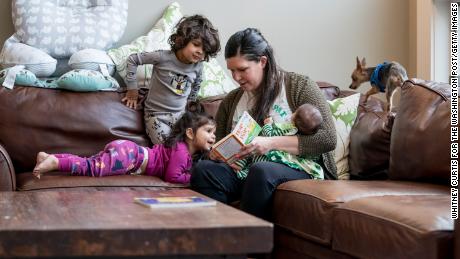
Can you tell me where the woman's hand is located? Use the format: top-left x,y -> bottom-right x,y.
209,149 -> 223,162
209,149 -> 241,172
228,162 -> 242,172
237,136 -> 272,158
122,89 -> 139,109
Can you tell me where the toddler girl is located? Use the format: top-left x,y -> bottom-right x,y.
33,111 -> 216,184
123,15 -> 220,144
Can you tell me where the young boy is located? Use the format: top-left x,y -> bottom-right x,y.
123,15 -> 220,144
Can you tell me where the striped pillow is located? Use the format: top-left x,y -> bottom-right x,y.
0,42 -> 57,77
69,49 -> 115,76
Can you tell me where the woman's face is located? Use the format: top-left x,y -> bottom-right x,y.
226,55 -> 267,92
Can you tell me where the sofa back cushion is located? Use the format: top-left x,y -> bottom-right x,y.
390,79 -> 451,183
0,86 -> 150,173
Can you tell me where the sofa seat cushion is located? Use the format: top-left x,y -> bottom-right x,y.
332,195 -> 453,259
16,172 -> 186,191
273,180 -> 449,246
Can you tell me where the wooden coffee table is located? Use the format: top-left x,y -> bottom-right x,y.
0,189 -> 273,258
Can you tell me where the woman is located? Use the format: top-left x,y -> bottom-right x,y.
190,28 -> 337,220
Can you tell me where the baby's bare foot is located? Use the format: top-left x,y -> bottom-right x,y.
33,154 -> 59,179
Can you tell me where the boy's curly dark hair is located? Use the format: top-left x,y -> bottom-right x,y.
168,15 -> 220,62
164,111 -> 216,148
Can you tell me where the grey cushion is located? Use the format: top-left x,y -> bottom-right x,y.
11,0 -> 128,58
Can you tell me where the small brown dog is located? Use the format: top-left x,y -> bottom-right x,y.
349,57 -> 408,111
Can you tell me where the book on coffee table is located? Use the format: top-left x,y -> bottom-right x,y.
134,196 -> 217,208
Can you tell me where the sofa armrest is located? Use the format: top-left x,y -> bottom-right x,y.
0,142 -> 16,191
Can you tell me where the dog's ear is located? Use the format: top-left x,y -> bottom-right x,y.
361,57 -> 366,68
356,56 -> 361,69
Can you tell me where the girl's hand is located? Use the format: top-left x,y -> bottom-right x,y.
238,136 -> 272,158
122,89 -> 139,109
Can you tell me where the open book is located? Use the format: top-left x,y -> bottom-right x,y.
212,111 -> 262,164
134,196 -> 216,208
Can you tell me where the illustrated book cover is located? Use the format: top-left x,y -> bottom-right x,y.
212,111 -> 262,164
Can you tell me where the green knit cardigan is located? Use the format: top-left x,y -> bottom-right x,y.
214,71 -> 338,180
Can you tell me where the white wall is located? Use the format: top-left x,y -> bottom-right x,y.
433,1 -> 451,83
123,0 -> 409,96
0,0 -> 410,95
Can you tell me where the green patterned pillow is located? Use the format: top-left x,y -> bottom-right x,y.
108,2 -> 182,88
0,67 -> 58,89
0,67 -> 43,87
57,69 -> 120,92
199,59 -> 237,98
107,2 -> 237,97
327,93 -> 360,180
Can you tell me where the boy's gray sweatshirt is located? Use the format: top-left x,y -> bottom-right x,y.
125,50 -> 203,114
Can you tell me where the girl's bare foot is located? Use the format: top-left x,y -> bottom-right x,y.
36,151 -> 49,165
33,152 -> 59,179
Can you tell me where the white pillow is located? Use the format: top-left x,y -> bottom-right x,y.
69,49 -> 115,76
327,93 -> 360,180
0,42 -> 57,77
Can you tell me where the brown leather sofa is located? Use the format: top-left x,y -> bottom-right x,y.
272,79 -> 455,259
0,79 -> 455,259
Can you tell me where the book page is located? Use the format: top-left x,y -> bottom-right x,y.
214,135 -> 243,160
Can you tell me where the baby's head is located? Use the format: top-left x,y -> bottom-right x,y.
292,104 -> 323,135
169,15 -> 221,62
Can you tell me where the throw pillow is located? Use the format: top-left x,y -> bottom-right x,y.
108,2 -> 182,87
199,57 -> 237,99
69,49 -> 115,75
0,67 -> 58,88
56,69 -> 119,92
327,93 -> 360,180
107,2 -> 237,97
10,0 -> 128,58
0,67 -> 42,87
0,42 -> 57,77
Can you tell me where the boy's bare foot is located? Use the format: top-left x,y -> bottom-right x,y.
33,152 -> 59,179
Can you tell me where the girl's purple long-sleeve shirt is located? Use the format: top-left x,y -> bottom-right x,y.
144,142 -> 192,184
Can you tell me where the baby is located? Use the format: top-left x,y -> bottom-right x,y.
233,103 -> 324,180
